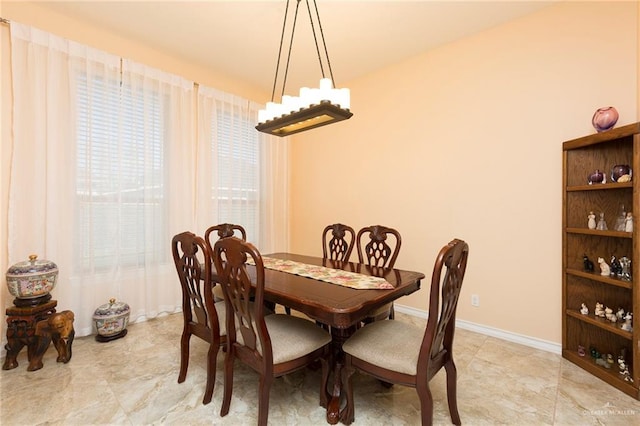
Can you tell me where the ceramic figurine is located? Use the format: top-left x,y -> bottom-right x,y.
621,312 -> 633,332
610,256 -> 622,276
597,257 -> 610,276
587,211 -> 597,229
605,307 -> 617,323
594,302 -> 605,318
618,356 -> 634,382
619,256 -> 632,281
625,212 -> 633,232
580,303 -> 589,315
614,205 -> 627,231
582,254 -> 594,272
616,307 -> 626,321
578,345 -> 586,357
596,212 -> 608,230
606,353 -> 615,366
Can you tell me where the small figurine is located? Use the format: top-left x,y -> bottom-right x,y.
580,303 -> 589,315
594,302 -> 605,318
596,212 -> 608,230
621,312 -> 633,332
625,212 -> 633,232
606,353 -> 615,367
605,307 -> 617,322
583,254 -> 594,272
578,345 -> 586,356
587,211 -> 597,230
619,256 -> 632,281
618,356 -> 634,382
616,307 -> 626,321
610,256 -> 623,276
614,205 -> 627,231
597,257 -> 610,276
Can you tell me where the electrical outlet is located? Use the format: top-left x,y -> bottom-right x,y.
471,294 -> 480,307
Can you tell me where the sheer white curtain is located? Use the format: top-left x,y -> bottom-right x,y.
9,23 -> 194,335
195,86 -> 290,253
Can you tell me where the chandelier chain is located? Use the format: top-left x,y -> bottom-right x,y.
270,0 -> 292,102
310,0 -> 335,87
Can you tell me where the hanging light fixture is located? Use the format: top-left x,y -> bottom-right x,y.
256,0 -> 352,137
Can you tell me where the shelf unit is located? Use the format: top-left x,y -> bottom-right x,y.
562,122 -> 640,399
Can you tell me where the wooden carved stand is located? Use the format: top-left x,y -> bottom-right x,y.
3,300 -> 57,370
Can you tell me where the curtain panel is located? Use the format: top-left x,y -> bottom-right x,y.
8,23 -> 195,335
5,22 -> 290,339
195,86 -> 290,253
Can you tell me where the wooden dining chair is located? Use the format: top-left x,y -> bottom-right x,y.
356,225 -> 402,322
341,238 -> 469,426
204,223 -> 248,302
323,223 -> 356,262
171,231 -> 226,405
212,237 -> 332,426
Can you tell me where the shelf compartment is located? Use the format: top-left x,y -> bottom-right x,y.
563,350 -> 638,400
565,189 -> 632,230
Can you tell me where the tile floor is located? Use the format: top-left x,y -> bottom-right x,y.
1,311 -> 640,425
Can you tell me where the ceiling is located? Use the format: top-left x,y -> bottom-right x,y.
36,1 -> 557,95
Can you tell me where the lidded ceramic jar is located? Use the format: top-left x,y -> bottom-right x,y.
93,298 -> 130,340
6,254 -> 58,301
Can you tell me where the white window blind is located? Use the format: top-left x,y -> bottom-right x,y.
211,98 -> 260,240
75,73 -> 167,271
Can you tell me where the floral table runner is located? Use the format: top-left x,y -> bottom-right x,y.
248,256 -> 394,290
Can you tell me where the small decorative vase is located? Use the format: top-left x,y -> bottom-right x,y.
93,298 -> 130,342
588,169 -> 604,184
6,254 -> 58,307
592,107 -> 619,132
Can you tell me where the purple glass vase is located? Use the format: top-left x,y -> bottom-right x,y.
592,107 -> 619,132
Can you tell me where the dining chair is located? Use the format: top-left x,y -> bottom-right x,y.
341,238 -> 469,426
212,237 -> 332,426
204,223 -> 247,302
172,231 -> 226,405
356,225 -> 402,322
323,223 -> 356,262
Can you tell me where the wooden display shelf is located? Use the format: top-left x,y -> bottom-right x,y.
565,268 -> 633,289
565,310 -> 632,339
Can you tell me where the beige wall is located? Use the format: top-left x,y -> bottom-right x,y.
289,1 -> 638,344
1,1 -> 638,346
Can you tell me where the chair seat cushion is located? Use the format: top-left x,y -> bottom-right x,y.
265,314 -> 332,364
365,302 -> 392,318
214,300 -> 227,335
342,320 -> 422,375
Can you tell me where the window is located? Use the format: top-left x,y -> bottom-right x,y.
75,73 -> 167,271
211,101 -> 260,240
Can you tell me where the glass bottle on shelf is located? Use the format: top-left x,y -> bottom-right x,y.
596,212 -> 608,230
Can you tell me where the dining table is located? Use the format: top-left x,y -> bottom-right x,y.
255,252 -> 425,424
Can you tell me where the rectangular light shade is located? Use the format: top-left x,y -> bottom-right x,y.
256,102 -> 353,137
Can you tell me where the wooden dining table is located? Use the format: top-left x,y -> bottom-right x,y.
257,252 -> 425,424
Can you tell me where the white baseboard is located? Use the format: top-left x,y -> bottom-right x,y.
395,304 -> 562,355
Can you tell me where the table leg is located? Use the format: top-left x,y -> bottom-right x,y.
326,325 -> 357,425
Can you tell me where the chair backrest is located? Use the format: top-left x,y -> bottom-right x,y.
322,223 -> 356,262
356,225 -> 402,269
212,237 -> 273,365
204,223 -> 246,250
419,239 -> 469,375
172,231 -> 219,339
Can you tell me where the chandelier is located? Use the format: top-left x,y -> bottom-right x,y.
256,0 -> 352,137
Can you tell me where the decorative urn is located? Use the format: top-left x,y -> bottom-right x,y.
93,298 -> 130,342
611,164 -> 632,183
6,254 -> 58,306
591,106 -> 619,132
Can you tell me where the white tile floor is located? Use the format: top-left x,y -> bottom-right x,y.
2,311 -> 640,425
